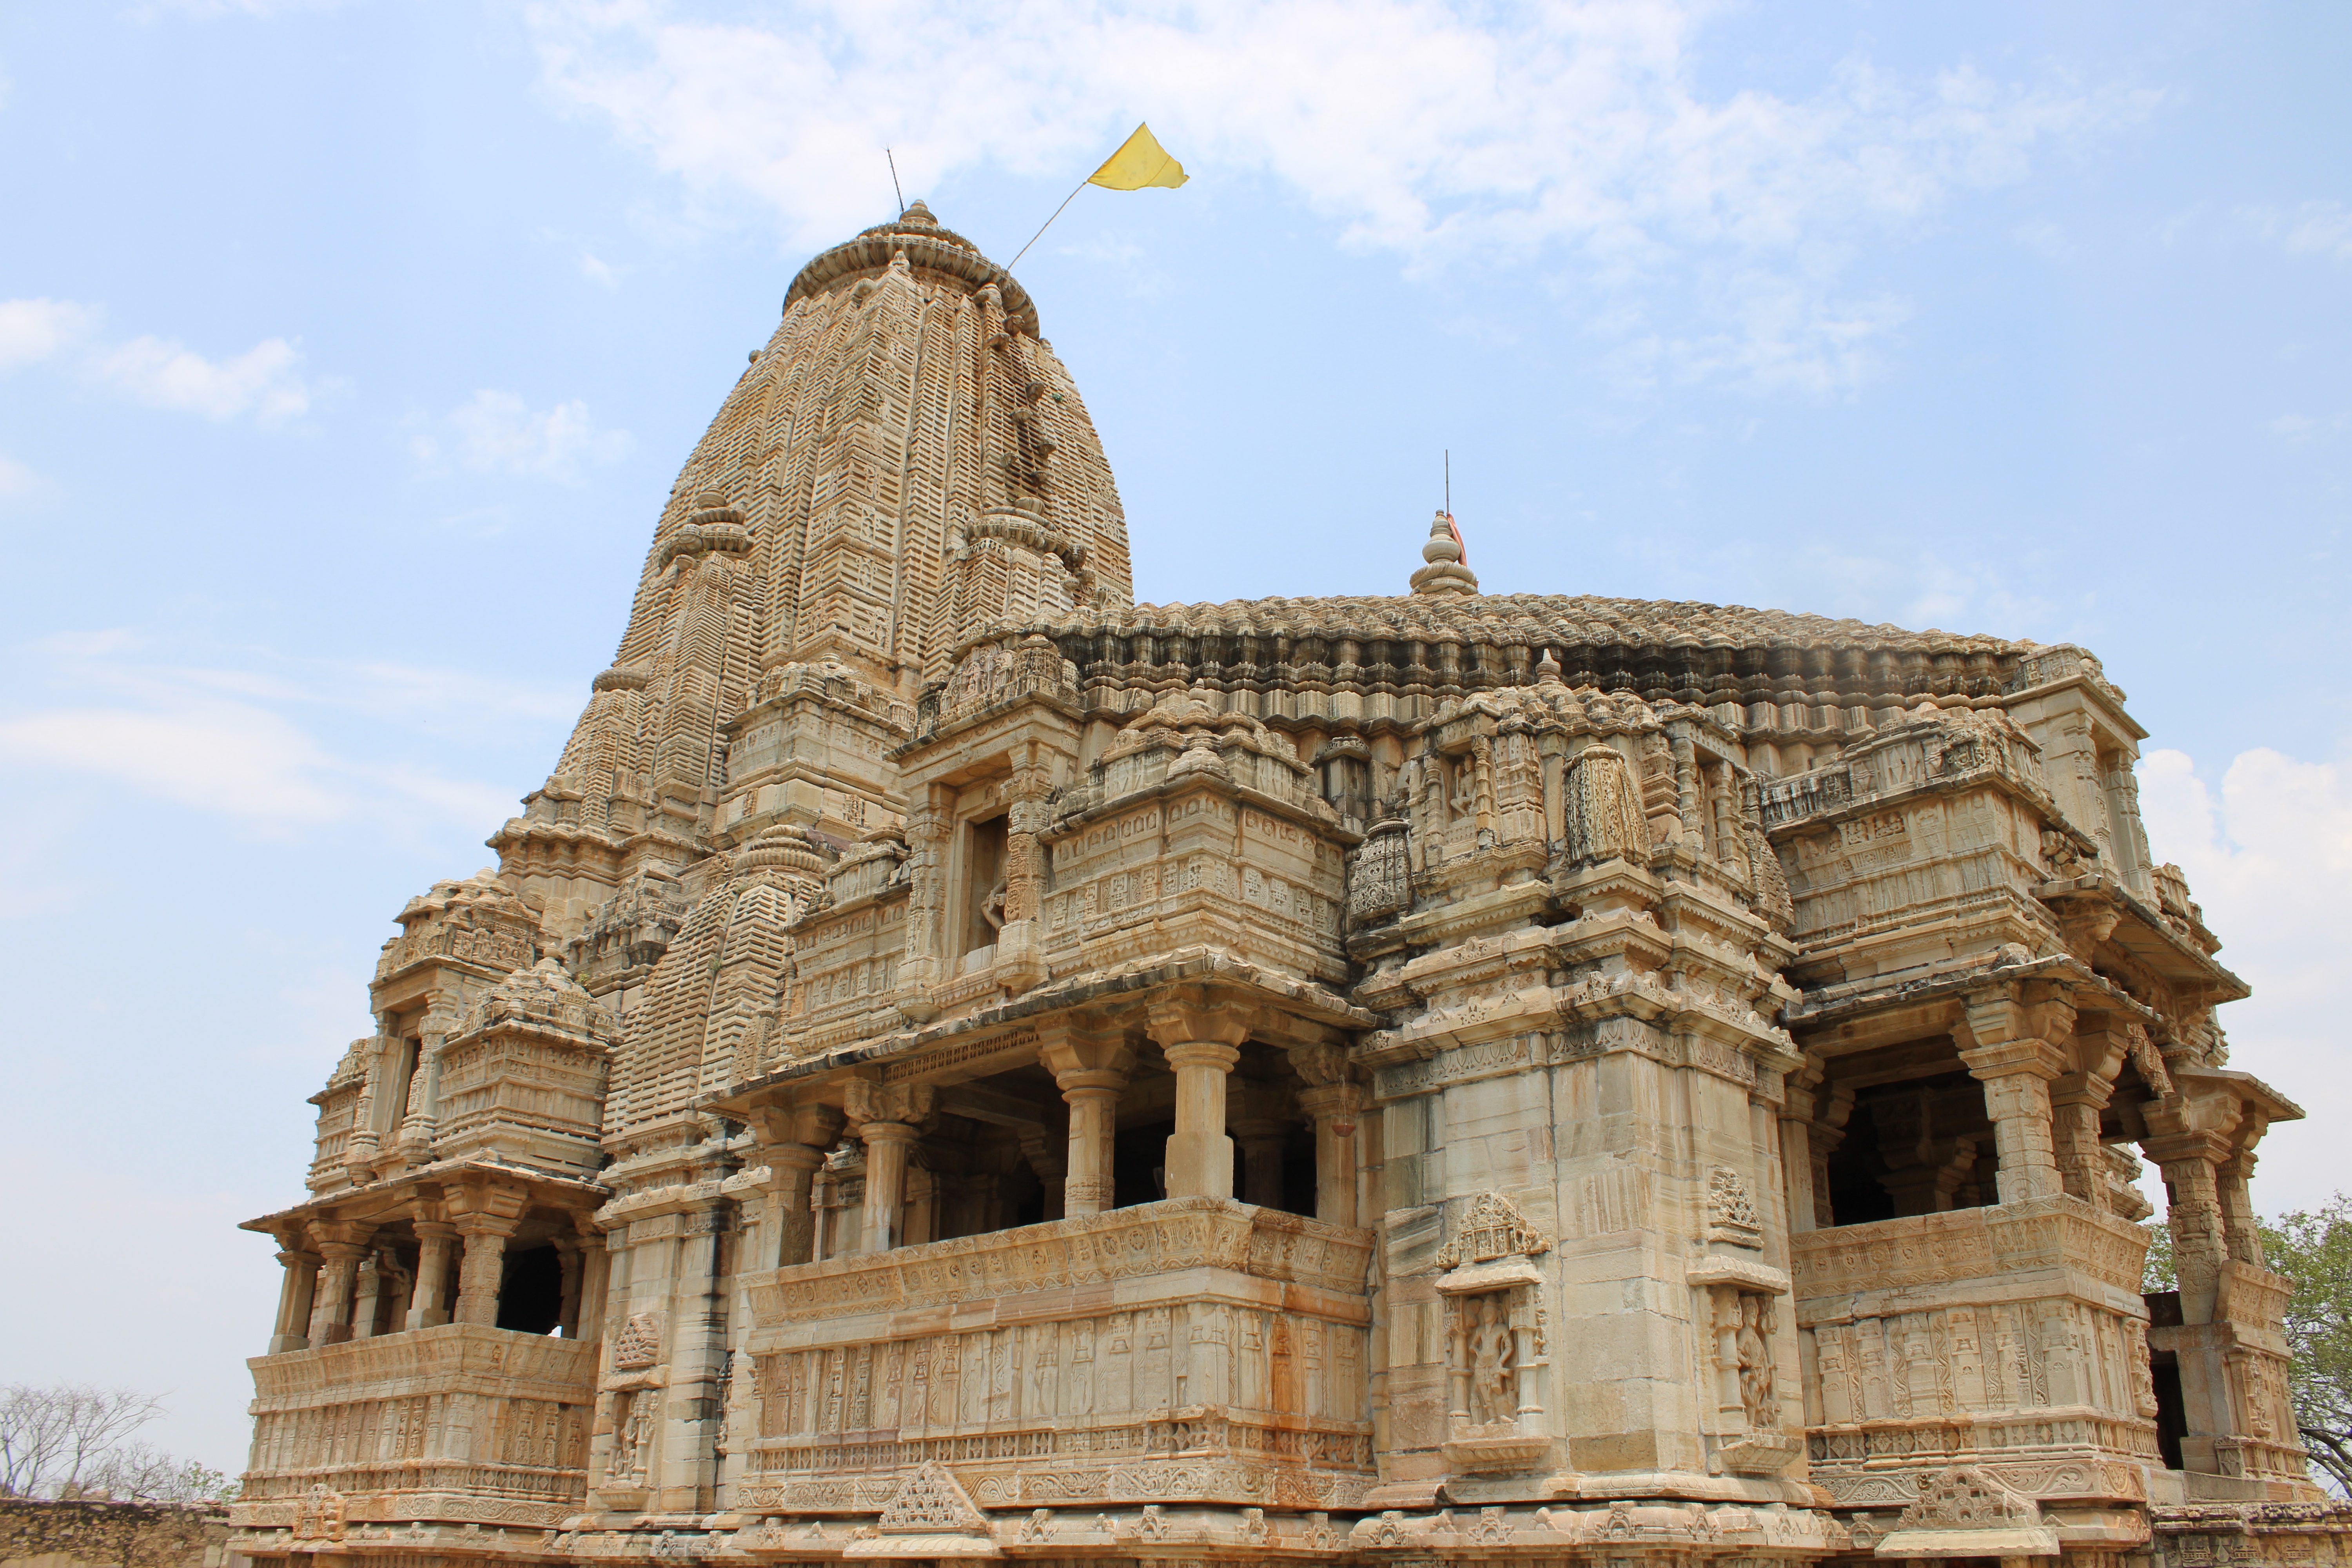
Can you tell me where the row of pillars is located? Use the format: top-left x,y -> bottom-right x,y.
1784,984 -> 2272,1317
753,1007 -> 1367,1267
267,1212 -> 603,1353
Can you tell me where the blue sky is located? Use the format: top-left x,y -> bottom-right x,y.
2,0 -> 2347,1473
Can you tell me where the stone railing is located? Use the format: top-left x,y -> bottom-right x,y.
735,1201 -> 1377,1514
1792,1199 -> 2161,1511
1791,1194 -> 2150,1300
745,1197 -> 1375,1324
238,1325 -> 595,1526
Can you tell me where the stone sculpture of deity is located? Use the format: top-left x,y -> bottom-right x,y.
1468,1296 -> 1515,1426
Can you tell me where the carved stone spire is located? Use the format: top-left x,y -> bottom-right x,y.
490,206 -> 1136,937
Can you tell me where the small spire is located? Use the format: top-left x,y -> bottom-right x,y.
1409,508 -> 1480,597
899,200 -> 938,228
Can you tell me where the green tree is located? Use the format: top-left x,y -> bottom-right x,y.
2265,1196 -> 2352,1494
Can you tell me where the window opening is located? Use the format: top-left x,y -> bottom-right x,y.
1822,1070 -> 2000,1225
961,813 -> 1009,967
497,1243 -> 565,1335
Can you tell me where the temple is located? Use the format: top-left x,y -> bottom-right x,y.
231,203 -> 2343,1568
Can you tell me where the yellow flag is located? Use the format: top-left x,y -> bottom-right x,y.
1088,123 -> 1188,191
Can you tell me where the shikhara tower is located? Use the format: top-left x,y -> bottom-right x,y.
235,205 -> 2344,1568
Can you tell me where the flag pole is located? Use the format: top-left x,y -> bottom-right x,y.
1009,177 -> 1091,271
886,149 -> 906,212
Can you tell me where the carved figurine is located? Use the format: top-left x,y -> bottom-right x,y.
1469,1296 -> 1515,1426
1737,1294 -> 1777,1430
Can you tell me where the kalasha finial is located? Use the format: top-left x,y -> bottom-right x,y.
1409,509 -> 1479,597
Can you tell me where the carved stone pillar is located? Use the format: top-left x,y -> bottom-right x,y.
2220,1136 -> 2269,1269
1298,1082 -> 1367,1228
858,1123 -> 919,1252
396,1010 -> 454,1166
896,791 -> 954,1018
844,1083 -> 935,1253
308,1241 -> 368,1346
452,1214 -> 517,1327
984,739 -> 1058,996
2054,1022 -> 2130,1204
767,1142 -> 828,1263
407,1221 -> 458,1330
1777,1083 -> 1821,1235
573,1231 -> 610,1344
1957,990 -> 2072,1205
751,1102 -> 842,1267
1018,1124 -> 1068,1221
269,1248 -> 320,1354
1042,1031 -> 1133,1218
555,1239 -> 583,1336
2148,1133 -> 2233,1323
350,1253 -> 384,1340
1162,1042 -> 1240,1199
1149,993 -> 1252,1201
342,1036 -> 388,1177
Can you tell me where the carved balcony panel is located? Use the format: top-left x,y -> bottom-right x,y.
1042,789 -> 1353,991
736,1198 -> 1376,1513
236,1324 -> 595,1535
1792,1197 -> 2161,1514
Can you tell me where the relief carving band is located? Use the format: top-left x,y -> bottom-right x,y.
230,196 -> 2332,1568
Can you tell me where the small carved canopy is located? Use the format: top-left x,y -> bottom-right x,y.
1437,1191 -> 1551,1269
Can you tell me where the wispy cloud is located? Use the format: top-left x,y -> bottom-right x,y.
578,251 -> 625,290
2269,410 -> 2352,444
412,388 -> 634,483
90,334 -> 320,425
0,296 -> 334,427
2239,198 -> 2352,263
526,0 -> 2155,392
0,454 -> 40,499
0,632 -> 578,837
0,297 -> 100,367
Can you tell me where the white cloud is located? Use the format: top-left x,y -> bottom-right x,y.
0,298 -> 332,427
90,334 -> 319,425
2241,198 -> 2352,263
0,701 -> 350,822
2139,747 -> 2352,1212
413,388 -> 634,483
2269,410 -> 2350,444
0,297 -> 100,367
525,0 -> 2153,391
0,454 -> 40,499
579,251 -> 624,290
0,636 -> 564,835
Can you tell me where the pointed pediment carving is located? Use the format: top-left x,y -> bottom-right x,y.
1436,1191 -> 1550,1268
1897,1464 -> 2043,1531
878,1461 -> 989,1536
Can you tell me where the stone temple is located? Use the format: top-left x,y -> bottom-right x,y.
231,203 -> 2345,1568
